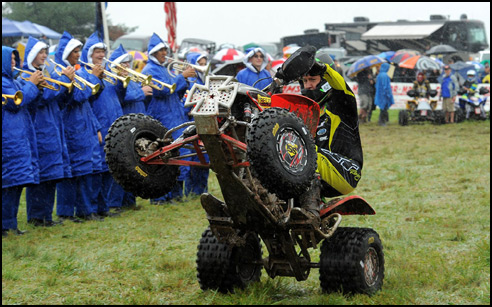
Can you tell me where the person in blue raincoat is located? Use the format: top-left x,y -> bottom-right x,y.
374,63 -> 394,126
2,46 -> 41,236
53,31 -> 103,222
106,44 -> 153,210
18,36 -> 73,227
181,52 -> 210,198
80,32 -> 124,218
236,47 -> 272,90
142,33 -> 195,204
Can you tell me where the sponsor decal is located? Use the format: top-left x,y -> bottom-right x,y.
317,128 -> 327,136
272,123 -> 279,136
135,166 -> 148,177
258,95 -> 271,107
368,237 -> 374,244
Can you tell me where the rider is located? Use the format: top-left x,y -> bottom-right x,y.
413,71 -> 431,99
461,69 -> 478,97
287,52 -> 363,226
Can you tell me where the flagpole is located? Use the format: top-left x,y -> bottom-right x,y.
100,2 -> 110,53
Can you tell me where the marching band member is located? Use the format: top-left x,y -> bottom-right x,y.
18,36 -> 73,227
54,31 -> 104,222
142,33 -> 194,205
2,46 -> 41,236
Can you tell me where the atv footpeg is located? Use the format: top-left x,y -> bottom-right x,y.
289,212 -> 342,249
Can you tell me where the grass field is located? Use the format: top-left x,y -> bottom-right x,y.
2,110 -> 490,305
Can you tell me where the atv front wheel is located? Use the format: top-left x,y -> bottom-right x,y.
196,228 -> 262,293
398,110 -> 409,126
247,107 -> 317,200
319,227 -> 384,295
104,113 -> 179,199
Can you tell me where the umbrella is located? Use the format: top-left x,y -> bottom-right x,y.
426,44 -> 457,55
466,61 -> 484,71
377,51 -> 396,62
213,48 -> 245,62
128,50 -> 148,72
449,61 -> 477,80
390,49 -> 420,64
2,18 -> 41,37
399,55 -> 442,70
346,55 -> 386,77
212,58 -> 245,76
283,45 -> 301,59
271,58 -> 286,74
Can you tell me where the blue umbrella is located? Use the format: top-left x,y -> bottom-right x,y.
347,55 -> 386,77
2,17 -> 42,37
377,51 -> 395,62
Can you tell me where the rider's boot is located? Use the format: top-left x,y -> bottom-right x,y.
291,174 -> 321,228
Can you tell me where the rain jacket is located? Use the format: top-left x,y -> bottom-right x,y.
109,44 -> 146,114
141,33 -> 189,139
236,48 -> 272,90
18,36 -> 71,182
81,32 -> 123,173
374,63 -> 394,110
440,73 -> 459,98
2,46 -> 40,188
54,31 -> 102,177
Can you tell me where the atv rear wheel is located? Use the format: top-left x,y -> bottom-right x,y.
319,227 -> 384,295
247,107 -> 317,200
104,113 -> 179,199
196,228 -> 262,293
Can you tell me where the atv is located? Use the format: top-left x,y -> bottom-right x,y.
104,46 -> 384,295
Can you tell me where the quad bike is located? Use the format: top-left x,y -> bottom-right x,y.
457,87 -> 489,120
398,89 -> 451,125
104,46 -> 384,295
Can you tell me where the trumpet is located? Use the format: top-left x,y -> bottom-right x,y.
2,91 -> 23,105
148,78 -> 176,94
79,60 -> 130,88
49,59 -> 100,95
103,57 -> 152,86
165,56 -> 210,79
14,67 -> 74,93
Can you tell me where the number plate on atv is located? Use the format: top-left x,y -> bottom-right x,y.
475,108 -> 481,115
420,110 -> 427,116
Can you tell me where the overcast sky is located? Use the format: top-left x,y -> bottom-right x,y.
106,2 -> 490,48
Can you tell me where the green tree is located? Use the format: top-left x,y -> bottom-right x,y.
2,2 -> 137,41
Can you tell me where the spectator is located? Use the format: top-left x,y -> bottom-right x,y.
440,65 -> 459,124
236,47 -> 273,90
478,62 -> 489,83
355,68 -> 374,123
142,33 -> 194,205
374,63 -> 394,126
2,46 -> 41,236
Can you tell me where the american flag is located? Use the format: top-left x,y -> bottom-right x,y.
164,2 -> 177,52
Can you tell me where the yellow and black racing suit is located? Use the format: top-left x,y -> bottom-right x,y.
315,64 -> 363,197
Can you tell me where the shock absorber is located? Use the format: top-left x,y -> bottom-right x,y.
243,102 -> 252,122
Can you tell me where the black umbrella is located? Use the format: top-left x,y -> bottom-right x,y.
426,44 -> 457,55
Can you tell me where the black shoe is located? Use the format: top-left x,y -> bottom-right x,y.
98,211 -> 120,217
79,213 -> 104,221
28,218 -> 45,227
58,215 -> 84,223
44,220 -> 63,227
12,228 -> 26,235
2,229 -> 8,237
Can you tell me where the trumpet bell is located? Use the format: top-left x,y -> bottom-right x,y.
2,91 -> 23,105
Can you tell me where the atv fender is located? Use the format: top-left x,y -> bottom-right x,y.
320,195 -> 375,217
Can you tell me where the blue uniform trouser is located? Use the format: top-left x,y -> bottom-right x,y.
91,171 -> 113,214
184,167 -> 209,196
26,180 -> 57,222
108,179 -> 136,208
2,186 -> 23,230
56,175 -> 92,217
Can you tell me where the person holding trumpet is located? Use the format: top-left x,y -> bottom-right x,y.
2,46 -> 41,236
16,36 -> 75,227
104,44 -> 151,211
80,32 -> 126,218
52,31 -> 104,223
142,33 -> 194,205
